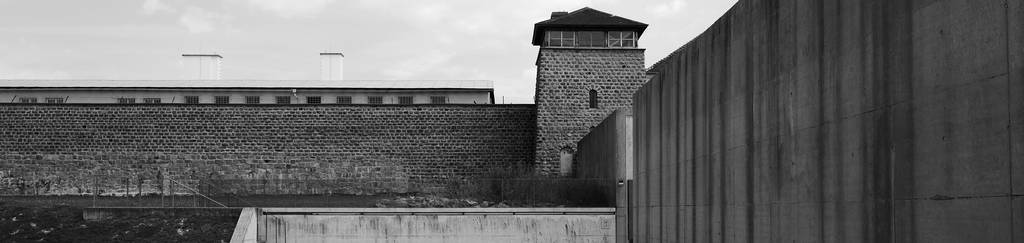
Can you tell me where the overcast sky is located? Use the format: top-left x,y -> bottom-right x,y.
0,0 -> 736,103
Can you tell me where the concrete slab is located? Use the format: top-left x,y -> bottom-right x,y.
910,76 -> 1011,197
912,0 -> 1008,92
1015,197 -> 1024,243
898,197 -> 1012,242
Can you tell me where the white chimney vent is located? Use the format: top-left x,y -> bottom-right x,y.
320,52 -> 344,80
182,54 -> 222,80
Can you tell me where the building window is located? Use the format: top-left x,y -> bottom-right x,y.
275,96 -> 291,104
589,89 -> 599,109
214,96 -> 230,104
245,96 -> 260,104
367,96 -> 383,104
18,97 -> 37,103
184,96 -> 199,104
398,96 -> 414,104
306,96 -> 321,104
608,31 -> 636,48
45,98 -> 65,104
117,98 -> 135,104
576,31 -> 607,47
337,96 -> 352,104
545,31 -> 575,47
430,96 -> 447,104
143,98 -> 161,104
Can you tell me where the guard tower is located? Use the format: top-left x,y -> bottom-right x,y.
531,7 -> 648,175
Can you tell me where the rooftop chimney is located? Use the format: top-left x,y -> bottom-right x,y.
550,11 -> 569,19
182,54 -> 222,80
320,52 -> 344,80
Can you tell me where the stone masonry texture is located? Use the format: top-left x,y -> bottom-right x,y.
0,104 -> 536,195
534,48 -> 646,174
627,0 -> 1024,242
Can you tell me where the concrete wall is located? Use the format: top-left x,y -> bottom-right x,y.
573,109 -> 633,243
258,208 -> 614,243
574,109 -> 633,181
632,0 -> 1024,242
230,208 -> 258,243
0,104 -> 535,195
534,48 -> 647,174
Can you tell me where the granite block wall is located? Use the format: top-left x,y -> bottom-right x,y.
0,104 -> 536,195
534,48 -> 647,174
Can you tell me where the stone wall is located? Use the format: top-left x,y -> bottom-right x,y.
630,0 -> 1024,242
534,48 -> 646,174
0,104 -> 536,195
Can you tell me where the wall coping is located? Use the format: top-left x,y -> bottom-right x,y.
260,207 -> 615,215
0,103 -> 537,108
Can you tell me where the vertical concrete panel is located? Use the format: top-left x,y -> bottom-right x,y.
1007,0 -> 1024,200
661,66 -> 678,242
633,86 -> 648,243
650,78 -> 663,242
904,198 -> 1012,242
679,51 -> 696,243
1010,1 -> 1024,240
1016,197 -> 1024,243
909,0 -> 1011,198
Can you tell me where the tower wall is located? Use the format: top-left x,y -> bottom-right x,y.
534,48 -> 646,174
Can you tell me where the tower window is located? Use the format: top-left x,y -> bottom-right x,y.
576,31 -> 606,47
306,96 -> 321,104
143,98 -> 161,104
45,97 -> 65,104
337,96 -> 352,104
214,96 -> 230,104
18,97 -> 37,103
245,96 -> 260,104
398,96 -> 414,104
545,31 -> 576,47
589,89 -> 599,109
367,96 -> 383,104
275,96 -> 291,104
117,98 -> 135,104
430,96 -> 447,104
608,31 -> 636,48
184,96 -> 199,104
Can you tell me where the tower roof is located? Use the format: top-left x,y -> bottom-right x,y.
532,7 -> 648,45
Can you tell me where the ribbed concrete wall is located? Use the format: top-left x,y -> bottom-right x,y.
634,0 -> 1023,242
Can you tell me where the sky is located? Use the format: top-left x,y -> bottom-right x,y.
0,0 -> 737,103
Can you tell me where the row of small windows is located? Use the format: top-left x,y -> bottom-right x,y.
545,31 -> 637,48
15,96 -> 449,104
17,97 -> 64,103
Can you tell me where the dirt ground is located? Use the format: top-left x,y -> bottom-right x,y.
0,201 -> 237,243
